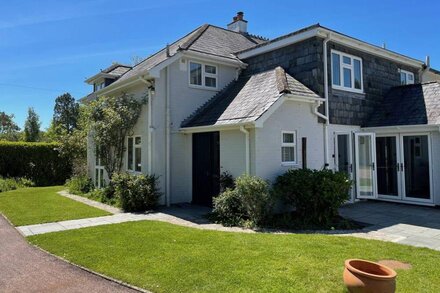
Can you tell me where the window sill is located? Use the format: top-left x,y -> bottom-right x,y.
331,85 -> 364,95
281,162 -> 299,167
189,84 -> 218,91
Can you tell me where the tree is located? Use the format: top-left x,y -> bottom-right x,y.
53,93 -> 79,134
87,94 -> 145,180
0,111 -> 20,141
24,107 -> 41,142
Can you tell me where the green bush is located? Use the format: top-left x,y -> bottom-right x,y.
212,189 -> 246,226
0,177 -> 35,193
219,171 -> 235,193
87,186 -> 118,206
235,175 -> 272,226
0,141 -> 72,186
273,169 -> 351,225
212,174 -> 272,227
112,173 -> 161,212
65,175 -> 93,195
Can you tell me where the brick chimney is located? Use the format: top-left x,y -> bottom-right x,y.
227,11 -> 247,33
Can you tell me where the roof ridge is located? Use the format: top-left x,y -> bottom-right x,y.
115,24 -> 208,80
181,79 -> 240,127
275,66 -> 290,94
179,24 -> 210,50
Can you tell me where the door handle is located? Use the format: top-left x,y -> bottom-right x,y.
372,162 -> 375,171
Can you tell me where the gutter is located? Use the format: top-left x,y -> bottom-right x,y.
239,126 -> 250,174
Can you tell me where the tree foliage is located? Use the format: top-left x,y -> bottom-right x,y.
53,93 -> 79,134
87,94 -> 145,179
24,107 -> 41,142
0,111 -> 20,141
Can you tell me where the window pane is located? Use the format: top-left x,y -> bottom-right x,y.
205,65 -> 216,74
135,147 -> 141,172
282,147 -> 295,162
190,62 -> 202,85
283,133 -> 294,143
205,76 -> 217,88
128,137 -> 133,170
135,137 -> 141,145
100,169 -> 105,188
354,59 -> 362,89
343,68 -> 352,88
95,169 -> 99,187
343,56 -> 351,65
332,53 -> 341,86
400,72 -> 407,85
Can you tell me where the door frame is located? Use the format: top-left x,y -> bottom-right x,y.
334,131 -> 354,202
354,132 -> 377,199
400,132 -> 434,204
376,134 -> 403,201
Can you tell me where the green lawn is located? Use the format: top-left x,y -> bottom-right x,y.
29,221 -> 440,293
0,186 -> 110,226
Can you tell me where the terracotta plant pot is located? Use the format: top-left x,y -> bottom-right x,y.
343,259 -> 397,293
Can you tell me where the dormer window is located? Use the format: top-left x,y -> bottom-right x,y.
400,69 -> 414,85
95,81 -> 105,91
189,61 -> 217,89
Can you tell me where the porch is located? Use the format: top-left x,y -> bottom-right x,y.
340,200 -> 440,250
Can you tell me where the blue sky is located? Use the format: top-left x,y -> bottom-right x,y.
1,0 -> 439,129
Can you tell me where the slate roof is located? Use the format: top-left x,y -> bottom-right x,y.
108,24 -> 266,87
366,81 -> 440,127
181,66 -> 321,128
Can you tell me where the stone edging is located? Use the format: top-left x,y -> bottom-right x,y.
58,190 -> 121,214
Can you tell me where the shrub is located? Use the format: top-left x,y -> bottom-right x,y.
0,177 -> 35,193
273,169 -> 351,225
219,171 -> 235,193
0,141 -> 72,186
212,174 -> 272,227
112,173 -> 161,212
87,186 -> 118,206
65,175 -> 93,195
212,189 -> 246,226
235,175 -> 272,226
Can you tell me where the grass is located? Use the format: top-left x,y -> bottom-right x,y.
29,220 -> 440,293
0,186 -> 110,226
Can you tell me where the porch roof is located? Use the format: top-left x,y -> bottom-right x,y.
181,66 -> 321,128
366,81 -> 440,127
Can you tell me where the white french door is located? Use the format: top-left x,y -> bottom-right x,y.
335,132 -> 354,202
354,133 -> 377,199
374,133 -> 433,204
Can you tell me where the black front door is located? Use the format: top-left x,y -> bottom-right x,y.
192,132 -> 220,206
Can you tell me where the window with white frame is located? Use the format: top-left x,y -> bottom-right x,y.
281,131 -> 297,164
95,146 -> 106,188
399,69 -> 414,85
95,81 -> 105,92
127,136 -> 142,172
331,50 -> 363,93
189,61 -> 217,89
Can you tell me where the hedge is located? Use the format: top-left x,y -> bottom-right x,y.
0,141 -> 72,186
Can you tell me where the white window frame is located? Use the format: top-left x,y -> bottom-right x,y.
127,135 -> 142,173
95,81 -> 105,92
281,131 -> 297,166
331,50 -> 364,94
399,69 -> 415,85
188,60 -> 218,90
95,146 -> 106,188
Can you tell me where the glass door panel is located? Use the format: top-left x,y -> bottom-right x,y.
336,134 -> 351,175
355,133 -> 376,199
376,136 -> 399,197
403,135 -> 430,200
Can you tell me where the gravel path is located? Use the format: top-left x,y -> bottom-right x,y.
0,215 -> 142,293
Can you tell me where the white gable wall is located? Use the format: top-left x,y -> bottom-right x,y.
254,100 -> 325,183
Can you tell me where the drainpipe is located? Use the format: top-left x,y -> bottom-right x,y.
139,77 -> 154,175
240,126 -> 250,174
165,67 -> 171,207
322,34 -> 331,168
